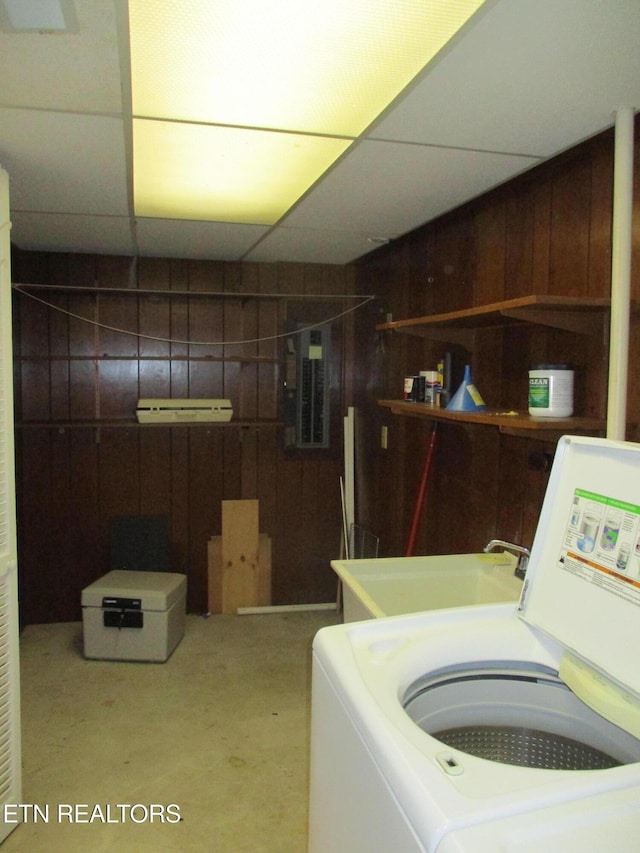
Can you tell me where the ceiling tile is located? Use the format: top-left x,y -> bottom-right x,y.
0,109 -> 129,214
282,140 -> 540,237
0,0 -> 122,113
135,218 -> 270,260
1,0 -> 639,264
370,0 -> 640,157
243,226 -> 379,265
10,212 -> 135,256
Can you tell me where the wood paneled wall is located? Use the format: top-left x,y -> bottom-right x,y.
354,123 -> 640,560
12,252 -> 355,624
12,120 -> 640,623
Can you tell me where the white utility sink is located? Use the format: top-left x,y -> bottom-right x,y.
331,553 -> 524,622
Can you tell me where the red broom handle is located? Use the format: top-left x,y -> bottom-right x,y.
405,423 -> 438,557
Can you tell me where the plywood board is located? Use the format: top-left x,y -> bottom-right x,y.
222,499 -> 259,614
208,530 -> 271,614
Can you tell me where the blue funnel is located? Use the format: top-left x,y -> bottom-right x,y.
446,364 -> 486,412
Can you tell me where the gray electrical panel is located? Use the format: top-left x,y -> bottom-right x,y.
284,323 -> 331,449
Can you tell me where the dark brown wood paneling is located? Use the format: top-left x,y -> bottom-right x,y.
16,431 -> 54,624
588,133 -> 614,298
549,156 -> 592,296
505,187 -> 535,299
169,427 -> 190,574
14,118 -> 637,625
473,197 -> 507,305
356,120 -> 632,568
68,427 -> 102,593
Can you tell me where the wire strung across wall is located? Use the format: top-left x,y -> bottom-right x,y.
12,285 -> 375,347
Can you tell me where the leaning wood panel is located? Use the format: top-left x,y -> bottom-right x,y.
208,531 -> 271,614
222,499 -> 260,613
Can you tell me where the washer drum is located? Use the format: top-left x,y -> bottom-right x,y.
403,662 -> 640,771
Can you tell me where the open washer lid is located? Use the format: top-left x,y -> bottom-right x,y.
519,436 -> 640,728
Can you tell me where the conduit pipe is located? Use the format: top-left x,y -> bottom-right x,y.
607,107 -> 635,440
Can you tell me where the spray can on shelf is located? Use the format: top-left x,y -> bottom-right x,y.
420,371 -> 439,404
437,352 -> 453,408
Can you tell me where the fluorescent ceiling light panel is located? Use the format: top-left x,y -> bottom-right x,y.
133,119 -> 351,223
129,0 -> 485,224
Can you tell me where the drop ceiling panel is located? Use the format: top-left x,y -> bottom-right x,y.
1,0 -> 639,264
135,218 -> 270,260
0,0 -> 122,113
10,212 -> 134,256
0,109 -> 128,215
371,0 -> 640,156
244,226 -> 378,265
282,140 -> 540,236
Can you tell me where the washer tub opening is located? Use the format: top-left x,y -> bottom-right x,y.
403,661 -> 640,771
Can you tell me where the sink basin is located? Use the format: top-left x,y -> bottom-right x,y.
331,553 -> 524,622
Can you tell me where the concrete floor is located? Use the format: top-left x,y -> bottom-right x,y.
3,609 -> 340,852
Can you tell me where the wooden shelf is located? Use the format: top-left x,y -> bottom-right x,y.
376,295 -> 612,346
378,399 -> 605,435
376,294 -> 614,437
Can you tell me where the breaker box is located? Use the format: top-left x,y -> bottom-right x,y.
284,323 -> 331,449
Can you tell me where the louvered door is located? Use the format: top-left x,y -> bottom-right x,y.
0,166 -> 21,842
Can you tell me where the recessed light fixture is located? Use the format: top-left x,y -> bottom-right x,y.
0,0 -> 78,33
128,0 -> 486,226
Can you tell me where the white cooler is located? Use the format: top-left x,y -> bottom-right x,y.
81,570 -> 187,662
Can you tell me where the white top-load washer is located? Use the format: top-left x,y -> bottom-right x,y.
309,437 -> 640,853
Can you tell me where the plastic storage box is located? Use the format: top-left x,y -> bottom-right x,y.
81,570 -> 187,662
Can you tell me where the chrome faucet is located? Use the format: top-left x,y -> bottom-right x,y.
483,539 -> 530,580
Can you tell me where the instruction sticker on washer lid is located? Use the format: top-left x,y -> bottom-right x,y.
559,488 -> 640,607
